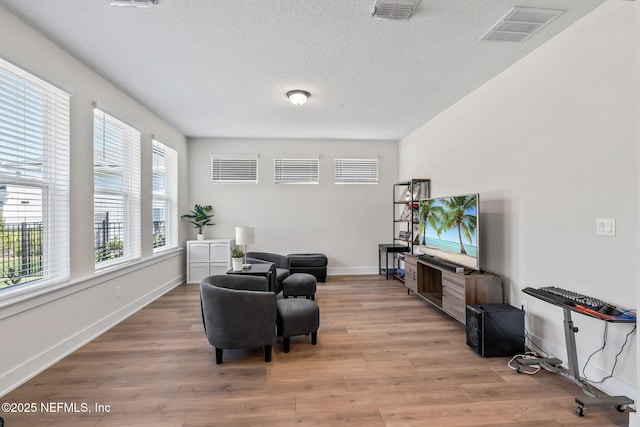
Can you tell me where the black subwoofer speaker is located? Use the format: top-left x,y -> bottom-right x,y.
466,303 -> 524,357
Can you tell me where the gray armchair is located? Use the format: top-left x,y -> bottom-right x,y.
245,252 -> 290,294
200,275 -> 277,364
247,251 -> 328,284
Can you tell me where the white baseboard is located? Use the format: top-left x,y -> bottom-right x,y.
0,275 -> 183,396
327,266 -> 379,276
629,412 -> 639,427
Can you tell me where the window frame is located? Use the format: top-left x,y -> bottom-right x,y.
211,154 -> 258,183
273,157 -> 320,184
334,157 -> 379,184
152,139 -> 178,253
93,108 -> 141,269
0,56 -> 70,295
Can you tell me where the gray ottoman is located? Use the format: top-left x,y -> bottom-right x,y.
276,298 -> 319,353
282,272 -> 317,300
287,253 -> 328,282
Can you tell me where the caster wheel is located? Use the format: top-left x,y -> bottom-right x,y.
576,406 -> 585,417
515,365 -> 522,373
615,405 -> 626,413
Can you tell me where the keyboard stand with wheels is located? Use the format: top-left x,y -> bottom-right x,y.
518,287 -> 635,417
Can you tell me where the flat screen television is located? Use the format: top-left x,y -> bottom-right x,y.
417,193 -> 479,270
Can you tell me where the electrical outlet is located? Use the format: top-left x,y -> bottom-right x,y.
115,286 -> 121,298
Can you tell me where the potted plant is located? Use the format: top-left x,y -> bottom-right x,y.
182,204 -> 215,240
231,247 -> 244,271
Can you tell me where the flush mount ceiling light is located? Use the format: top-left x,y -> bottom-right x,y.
371,0 -> 422,20
479,6 -> 564,42
287,90 -> 310,106
107,0 -> 159,7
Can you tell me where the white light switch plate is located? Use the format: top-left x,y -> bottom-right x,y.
596,218 -> 615,237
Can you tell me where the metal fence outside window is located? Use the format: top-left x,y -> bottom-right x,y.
153,220 -> 166,248
0,222 -> 43,287
1,218 -> 169,288
95,213 -> 124,262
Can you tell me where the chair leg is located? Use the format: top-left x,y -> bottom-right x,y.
265,345 -> 272,362
215,348 -> 223,364
283,337 -> 291,353
311,331 -> 317,345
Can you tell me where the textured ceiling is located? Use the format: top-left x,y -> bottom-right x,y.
0,0 -> 607,140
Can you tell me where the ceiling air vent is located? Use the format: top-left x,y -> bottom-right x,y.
371,0 -> 422,20
480,6 -> 564,42
107,0 -> 159,7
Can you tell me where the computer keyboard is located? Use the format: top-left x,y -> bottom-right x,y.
539,286 -> 608,311
523,287 -> 634,320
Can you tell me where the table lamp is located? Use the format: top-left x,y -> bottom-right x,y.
235,226 -> 255,269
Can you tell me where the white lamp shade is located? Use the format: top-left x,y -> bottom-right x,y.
235,226 -> 255,245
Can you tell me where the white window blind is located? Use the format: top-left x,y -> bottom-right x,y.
211,155 -> 258,183
334,158 -> 379,184
93,108 -> 141,268
274,157 -> 319,184
0,57 -> 70,292
152,140 -> 178,253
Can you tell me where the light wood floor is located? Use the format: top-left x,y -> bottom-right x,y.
2,275 -> 633,426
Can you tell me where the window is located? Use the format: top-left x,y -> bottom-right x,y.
152,140 -> 178,252
0,58 -> 70,292
93,108 -> 141,268
274,157 -> 319,184
334,158 -> 379,184
211,155 -> 258,183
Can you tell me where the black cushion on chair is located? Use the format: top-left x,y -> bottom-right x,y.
287,253 -> 327,268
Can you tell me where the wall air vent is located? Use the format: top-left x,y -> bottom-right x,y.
480,6 -> 564,42
107,0 -> 159,7
371,0 -> 422,20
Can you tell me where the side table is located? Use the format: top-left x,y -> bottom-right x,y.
378,243 -> 410,280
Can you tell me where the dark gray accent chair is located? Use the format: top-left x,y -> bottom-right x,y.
200,274 -> 276,364
247,251 -> 328,285
245,252 -> 291,294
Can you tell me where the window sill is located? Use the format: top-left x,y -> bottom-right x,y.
0,247 -> 184,320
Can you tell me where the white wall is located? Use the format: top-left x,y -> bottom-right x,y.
632,2 -> 640,425
400,1 -> 637,401
187,138 -> 398,274
0,6 -> 189,394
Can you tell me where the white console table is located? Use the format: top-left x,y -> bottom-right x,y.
186,239 -> 234,284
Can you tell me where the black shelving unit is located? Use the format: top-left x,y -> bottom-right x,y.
392,179 -> 430,281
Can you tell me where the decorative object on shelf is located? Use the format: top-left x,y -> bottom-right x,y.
411,181 -> 422,199
231,247 -> 244,272
182,204 -> 215,240
235,226 -> 255,269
